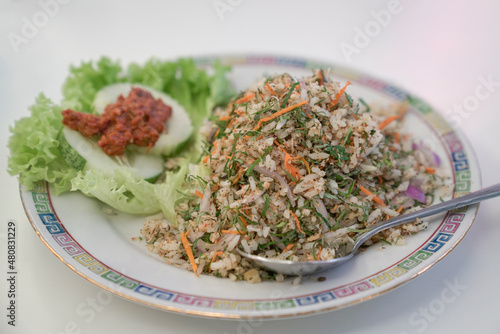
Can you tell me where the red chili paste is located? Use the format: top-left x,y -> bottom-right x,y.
62,87 -> 172,156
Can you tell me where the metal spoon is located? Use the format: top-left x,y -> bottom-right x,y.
238,183 -> 500,276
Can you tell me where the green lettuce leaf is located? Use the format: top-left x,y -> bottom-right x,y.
62,57 -> 124,112
71,168 -> 161,215
71,163 -> 191,226
7,94 -> 77,195
154,162 -> 190,227
208,61 -> 235,110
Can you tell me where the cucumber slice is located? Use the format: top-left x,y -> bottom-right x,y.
61,126 -> 116,172
127,153 -> 163,183
93,83 -> 193,156
58,129 -> 86,171
60,127 -> 164,181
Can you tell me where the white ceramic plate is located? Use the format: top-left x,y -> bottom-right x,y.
21,55 -> 480,319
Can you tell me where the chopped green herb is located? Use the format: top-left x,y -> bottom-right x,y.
359,98 -> 370,113
343,128 -> 353,146
281,82 -> 300,108
262,194 -> 270,218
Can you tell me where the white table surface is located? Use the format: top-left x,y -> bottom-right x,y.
1,1 -> 500,333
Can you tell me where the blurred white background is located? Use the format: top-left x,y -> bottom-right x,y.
1,1 -> 500,333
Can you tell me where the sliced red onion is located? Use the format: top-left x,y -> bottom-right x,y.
412,141 -> 441,167
405,185 -> 426,204
433,152 -> 441,167
251,165 -> 296,206
226,235 -> 240,252
311,197 -> 331,232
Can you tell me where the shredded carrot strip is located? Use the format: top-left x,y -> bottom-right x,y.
394,132 -> 400,144
377,176 -> 383,184
425,167 -> 436,174
397,205 -> 404,213
359,185 -> 387,207
211,251 -> 225,262
284,152 -> 301,180
317,70 -> 324,85
227,118 -> 236,129
253,100 -> 309,132
232,167 -> 244,184
209,251 -> 225,271
333,204 -> 339,212
235,93 -> 255,104
352,113 -> 360,120
330,81 -> 351,107
239,215 -> 248,228
181,230 -> 198,277
215,128 -> 220,137
278,146 -> 301,180
219,115 -> 231,121
265,82 -> 276,95
256,134 -> 263,141
283,243 -> 295,252
389,147 -> 397,152
290,211 -> 305,234
316,245 -> 323,260
221,230 -> 245,235
294,156 -> 311,175
379,115 -> 398,130
194,190 -> 204,199
202,155 -> 209,164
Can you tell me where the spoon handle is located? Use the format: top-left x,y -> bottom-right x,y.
353,183 -> 500,252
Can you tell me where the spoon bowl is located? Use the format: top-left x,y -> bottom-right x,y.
238,183 -> 500,276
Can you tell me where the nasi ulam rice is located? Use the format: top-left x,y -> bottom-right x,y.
140,71 -> 450,282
